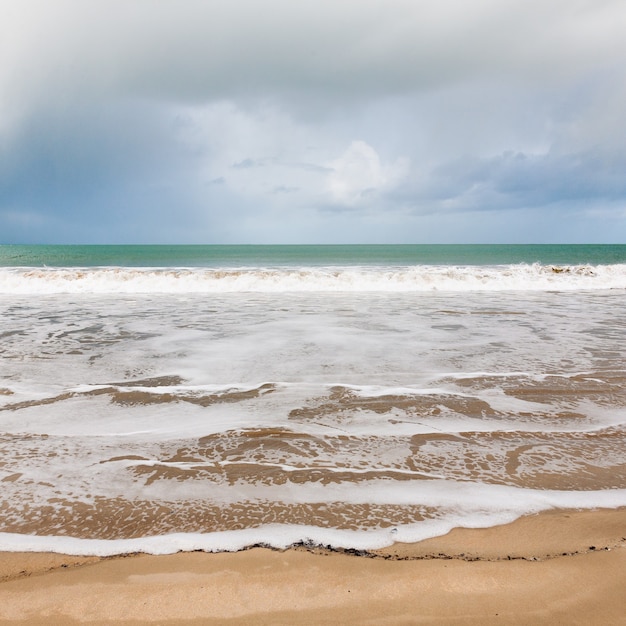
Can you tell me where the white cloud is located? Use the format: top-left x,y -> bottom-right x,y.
327,141 -> 409,206
176,105 -> 410,214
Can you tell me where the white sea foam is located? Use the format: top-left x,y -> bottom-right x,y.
0,487 -> 624,555
1,263 -> 625,294
1,277 -> 624,554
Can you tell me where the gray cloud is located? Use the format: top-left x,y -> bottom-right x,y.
231,159 -> 259,170
1,0 -> 626,243
272,186 -> 299,194
5,1 -> 626,113
420,148 -> 626,211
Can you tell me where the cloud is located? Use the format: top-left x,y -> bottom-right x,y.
272,186 -> 299,194
1,0 -> 626,243
327,141 -> 409,207
420,148 -> 626,212
231,159 -> 262,170
4,1 -> 626,115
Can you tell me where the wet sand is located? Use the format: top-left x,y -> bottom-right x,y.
0,508 -> 624,625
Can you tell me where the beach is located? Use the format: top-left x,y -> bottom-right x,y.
1,508 -> 625,624
1,245 -> 625,622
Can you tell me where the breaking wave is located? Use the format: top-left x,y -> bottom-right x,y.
0,263 -> 625,294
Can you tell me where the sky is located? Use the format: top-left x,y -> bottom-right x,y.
1,0 -> 626,244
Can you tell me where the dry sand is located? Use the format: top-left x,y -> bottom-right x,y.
0,508 -> 624,625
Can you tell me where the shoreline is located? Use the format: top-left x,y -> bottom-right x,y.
1,508 -> 624,624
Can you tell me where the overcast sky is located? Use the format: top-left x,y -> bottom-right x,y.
2,0 -> 626,243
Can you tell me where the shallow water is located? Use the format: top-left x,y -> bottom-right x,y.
1,282 -> 625,554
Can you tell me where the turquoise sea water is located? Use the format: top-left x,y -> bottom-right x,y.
1,244 -> 626,267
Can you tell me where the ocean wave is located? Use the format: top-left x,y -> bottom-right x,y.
1,263 -> 625,294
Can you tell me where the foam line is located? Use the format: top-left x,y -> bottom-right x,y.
1,263 -> 625,294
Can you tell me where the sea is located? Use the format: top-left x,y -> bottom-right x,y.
1,244 -> 625,555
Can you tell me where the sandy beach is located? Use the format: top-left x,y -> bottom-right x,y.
2,249 -> 625,623
0,508 -> 624,625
